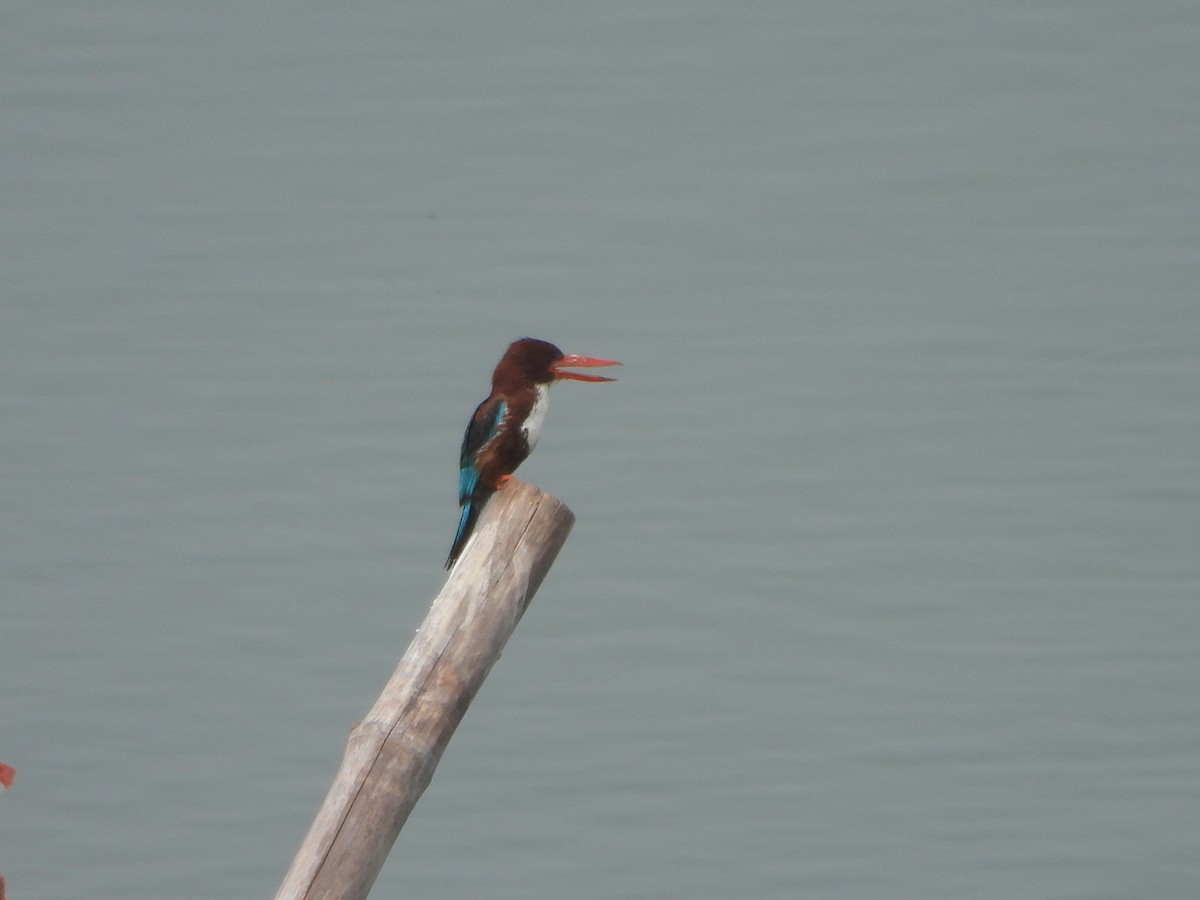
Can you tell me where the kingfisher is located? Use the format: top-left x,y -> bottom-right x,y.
445,337 -> 620,569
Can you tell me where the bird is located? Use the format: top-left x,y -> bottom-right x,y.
445,337 -> 620,569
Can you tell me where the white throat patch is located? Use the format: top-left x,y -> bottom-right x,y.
522,383 -> 550,450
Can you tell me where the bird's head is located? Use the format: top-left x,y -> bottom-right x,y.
494,338 -> 621,389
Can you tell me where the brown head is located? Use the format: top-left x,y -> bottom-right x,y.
492,338 -> 621,392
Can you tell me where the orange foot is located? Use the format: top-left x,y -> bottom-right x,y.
496,474 -> 520,489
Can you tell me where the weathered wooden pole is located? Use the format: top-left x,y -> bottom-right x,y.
275,480 -> 575,900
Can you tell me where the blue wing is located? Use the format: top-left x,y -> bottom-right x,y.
457,397 -> 505,504
446,397 -> 506,568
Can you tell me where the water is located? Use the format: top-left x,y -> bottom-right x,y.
3,3 -> 1199,898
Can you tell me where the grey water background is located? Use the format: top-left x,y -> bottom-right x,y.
2,2 -> 1198,898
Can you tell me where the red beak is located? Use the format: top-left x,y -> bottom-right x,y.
551,354 -> 622,382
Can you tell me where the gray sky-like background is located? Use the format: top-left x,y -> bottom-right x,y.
3,3 -> 1198,898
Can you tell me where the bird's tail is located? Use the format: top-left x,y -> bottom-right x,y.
445,500 -> 483,569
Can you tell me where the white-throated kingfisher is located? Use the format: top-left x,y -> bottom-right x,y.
445,337 -> 620,569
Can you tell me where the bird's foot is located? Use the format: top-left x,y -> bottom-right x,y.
496,474 -> 520,489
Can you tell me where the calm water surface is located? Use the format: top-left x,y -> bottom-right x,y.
2,3 -> 1198,898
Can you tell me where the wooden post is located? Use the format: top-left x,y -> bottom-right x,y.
275,480 -> 575,900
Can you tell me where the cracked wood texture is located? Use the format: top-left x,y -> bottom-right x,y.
276,480 -> 575,900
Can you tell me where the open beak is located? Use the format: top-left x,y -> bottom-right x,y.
551,353 -> 622,383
